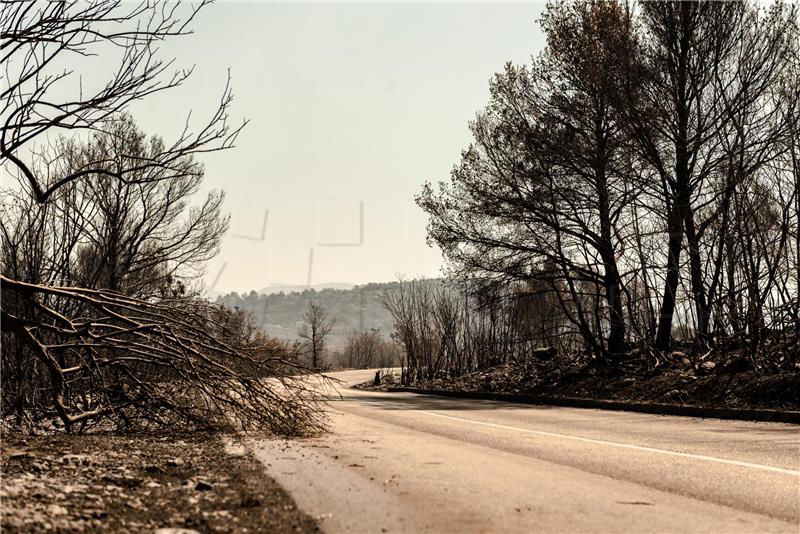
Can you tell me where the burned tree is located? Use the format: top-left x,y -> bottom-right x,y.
64,114 -> 229,297
1,0 -> 244,204
416,0 -> 799,373
617,1 -> 797,350
298,302 -> 335,369
418,1 -> 637,360
0,1 -> 326,434
339,329 -> 400,369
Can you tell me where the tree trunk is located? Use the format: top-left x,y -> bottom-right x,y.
656,205 -> 684,351
604,266 -> 626,358
683,207 -> 710,345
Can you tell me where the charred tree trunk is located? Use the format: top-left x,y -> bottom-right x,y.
683,207 -> 710,345
656,203 -> 684,351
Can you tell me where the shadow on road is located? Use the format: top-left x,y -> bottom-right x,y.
328,392 -> 554,411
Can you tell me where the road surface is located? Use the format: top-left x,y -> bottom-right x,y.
240,369 -> 800,533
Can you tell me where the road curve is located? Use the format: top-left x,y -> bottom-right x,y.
243,369 -> 800,533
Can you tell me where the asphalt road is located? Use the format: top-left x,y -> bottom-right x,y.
243,369 -> 800,533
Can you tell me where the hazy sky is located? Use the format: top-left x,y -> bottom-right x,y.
129,2 -> 547,294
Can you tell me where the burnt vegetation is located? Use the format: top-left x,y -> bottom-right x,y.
386,1 -> 799,403
2,0 -> 798,431
1,1 -> 325,435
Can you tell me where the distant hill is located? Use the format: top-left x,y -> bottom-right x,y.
257,282 -> 355,295
214,282 -> 402,349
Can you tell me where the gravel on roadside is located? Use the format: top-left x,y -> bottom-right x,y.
1,431 -> 319,533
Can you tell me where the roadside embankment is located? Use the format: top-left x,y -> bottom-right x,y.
359,363 -> 800,423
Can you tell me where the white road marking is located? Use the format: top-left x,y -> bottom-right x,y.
419,410 -> 800,477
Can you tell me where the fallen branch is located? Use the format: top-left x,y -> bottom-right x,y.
1,275 -> 327,435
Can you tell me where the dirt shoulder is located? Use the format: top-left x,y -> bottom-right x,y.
360,362 -> 800,412
1,431 -> 319,533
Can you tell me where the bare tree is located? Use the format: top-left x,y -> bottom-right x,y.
616,1 -> 796,350
298,302 -> 335,369
417,1 -> 637,360
1,0 -> 245,204
379,277 -> 564,384
0,1 -> 330,435
413,0 -> 798,377
339,329 -> 400,369
67,114 -> 229,296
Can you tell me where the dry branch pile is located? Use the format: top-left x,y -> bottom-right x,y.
2,276 -> 326,435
